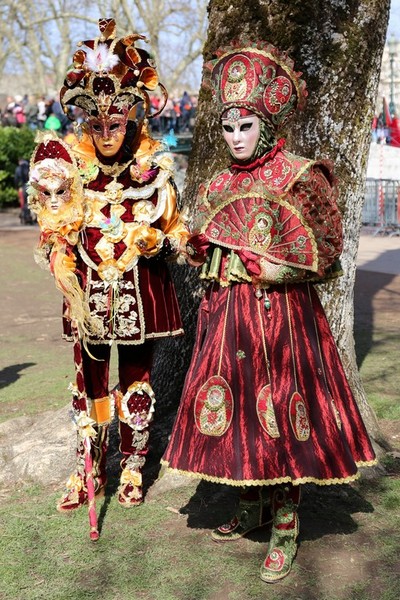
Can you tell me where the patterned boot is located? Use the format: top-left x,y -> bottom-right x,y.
211,488 -> 272,542
118,446 -> 146,507
260,484 -> 301,583
57,424 -> 108,512
116,382 -> 155,508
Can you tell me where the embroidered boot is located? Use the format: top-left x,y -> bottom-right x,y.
116,382 -> 155,507
118,442 -> 146,507
57,424 -> 108,512
211,487 -> 272,542
260,484 -> 301,583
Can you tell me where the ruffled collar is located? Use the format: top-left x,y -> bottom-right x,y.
230,138 -> 286,172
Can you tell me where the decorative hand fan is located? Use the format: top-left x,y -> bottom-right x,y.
200,193 -> 318,271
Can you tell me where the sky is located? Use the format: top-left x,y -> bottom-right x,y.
388,0 -> 400,39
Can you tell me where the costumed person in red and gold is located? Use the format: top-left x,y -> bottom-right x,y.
29,18 -> 189,516
161,40 -> 377,582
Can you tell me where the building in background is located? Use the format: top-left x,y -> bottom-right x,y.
376,35 -> 400,115
366,37 -> 400,232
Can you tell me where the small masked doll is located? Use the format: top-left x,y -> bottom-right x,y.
29,153 -> 84,246
28,134 -> 96,339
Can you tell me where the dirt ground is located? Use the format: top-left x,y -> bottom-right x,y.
1,225 -> 400,599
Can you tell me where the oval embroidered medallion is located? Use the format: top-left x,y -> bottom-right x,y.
256,384 -> 280,438
221,55 -> 255,103
263,75 -> 292,114
248,211 -> 273,252
194,375 -> 233,436
289,392 -> 310,441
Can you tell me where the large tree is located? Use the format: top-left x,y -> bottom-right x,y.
153,0 -> 391,455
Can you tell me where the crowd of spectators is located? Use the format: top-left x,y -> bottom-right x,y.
0,90 -> 198,136
1,94 -> 71,133
151,90 -> 198,134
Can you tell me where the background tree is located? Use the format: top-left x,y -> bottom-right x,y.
153,0 -> 391,455
0,0 -> 207,93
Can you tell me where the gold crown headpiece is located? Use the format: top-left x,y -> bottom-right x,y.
60,18 -> 167,121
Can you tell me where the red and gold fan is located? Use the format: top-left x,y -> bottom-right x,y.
199,192 -> 318,272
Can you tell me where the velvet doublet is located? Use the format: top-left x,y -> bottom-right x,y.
63,156 -> 186,344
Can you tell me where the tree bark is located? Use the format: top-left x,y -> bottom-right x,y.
153,0 -> 391,454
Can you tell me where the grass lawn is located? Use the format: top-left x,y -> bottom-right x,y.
0,229 -> 399,600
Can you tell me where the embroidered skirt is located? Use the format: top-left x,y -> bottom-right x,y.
162,281 -> 376,486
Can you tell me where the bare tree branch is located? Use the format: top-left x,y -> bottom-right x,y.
0,0 -> 208,94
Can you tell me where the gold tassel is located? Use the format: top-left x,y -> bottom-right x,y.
51,249 -> 101,340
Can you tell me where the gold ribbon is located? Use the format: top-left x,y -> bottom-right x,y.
120,468 -> 142,487
76,412 -> 97,440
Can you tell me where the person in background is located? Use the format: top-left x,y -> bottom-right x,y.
173,97 -> 181,133
179,90 -> 192,132
162,39 -> 376,583
15,157 -> 35,224
13,95 -> 26,127
24,95 -> 39,130
44,111 -> 62,132
37,96 -> 48,129
46,97 -> 70,134
160,97 -> 175,133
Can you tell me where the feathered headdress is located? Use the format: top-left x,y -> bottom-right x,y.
60,18 -> 167,122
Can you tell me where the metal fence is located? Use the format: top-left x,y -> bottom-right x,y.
362,178 -> 400,233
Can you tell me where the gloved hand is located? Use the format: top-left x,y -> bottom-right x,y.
134,226 -> 164,257
237,249 -> 261,277
186,233 -> 210,258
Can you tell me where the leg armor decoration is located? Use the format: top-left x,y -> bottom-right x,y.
260,484 -> 301,583
211,487 -> 272,542
57,392 -> 114,512
117,381 -> 156,507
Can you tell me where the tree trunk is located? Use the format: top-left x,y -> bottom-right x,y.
153,0 -> 391,454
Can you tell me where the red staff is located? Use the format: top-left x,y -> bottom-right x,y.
71,322 -> 100,541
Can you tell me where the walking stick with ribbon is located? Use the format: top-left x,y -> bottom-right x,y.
71,321 -> 100,541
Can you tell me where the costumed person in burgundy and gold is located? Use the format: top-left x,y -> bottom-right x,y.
30,18 -> 189,513
161,40 -> 376,583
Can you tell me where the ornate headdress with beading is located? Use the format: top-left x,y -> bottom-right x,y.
60,18 -> 166,122
203,38 -> 307,130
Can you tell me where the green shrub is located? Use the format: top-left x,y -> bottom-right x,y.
0,126 -> 36,207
